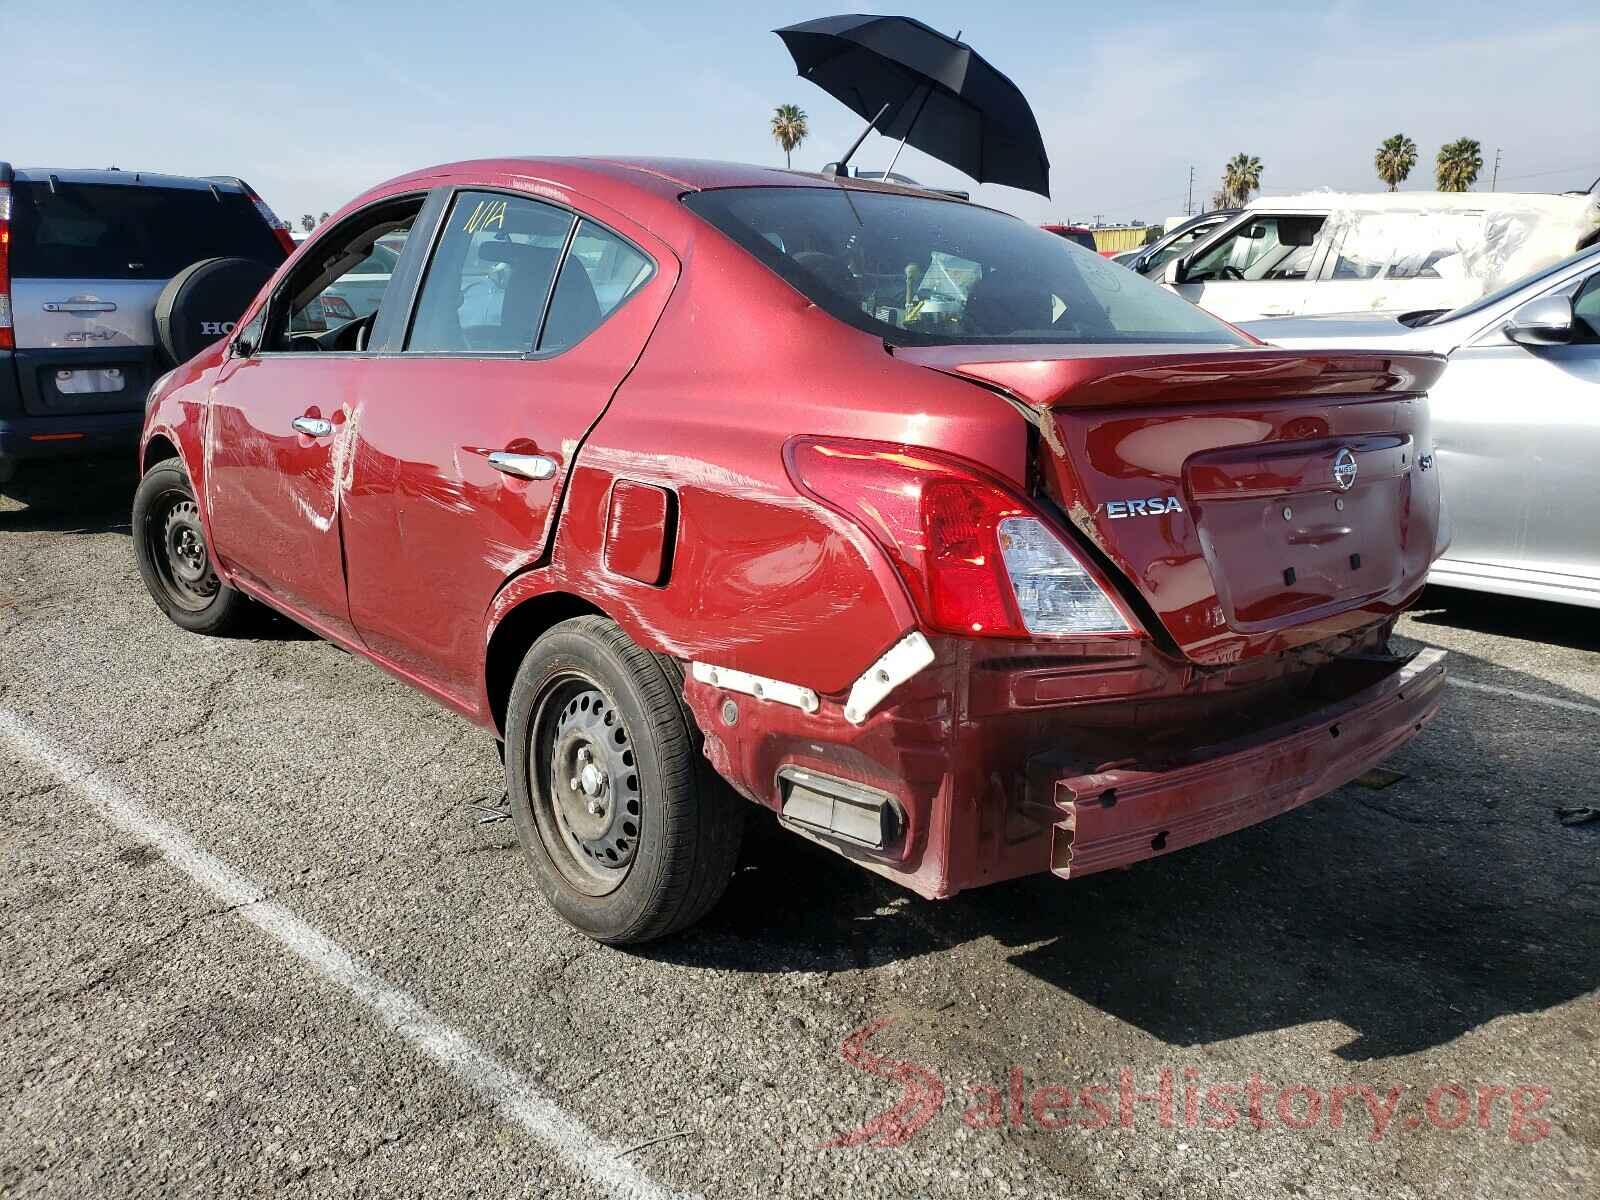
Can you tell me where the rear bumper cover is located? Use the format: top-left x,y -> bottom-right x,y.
0,348 -> 147,463
1036,647 -> 1447,879
0,410 -> 143,462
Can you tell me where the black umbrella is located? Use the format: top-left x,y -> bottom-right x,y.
774,14 -> 1051,197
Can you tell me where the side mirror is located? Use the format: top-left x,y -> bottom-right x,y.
1161,257 -> 1186,286
1504,294 -> 1574,347
231,333 -> 255,359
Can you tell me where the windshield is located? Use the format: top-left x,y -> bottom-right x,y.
1433,244 -> 1600,326
683,187 -> 1243,348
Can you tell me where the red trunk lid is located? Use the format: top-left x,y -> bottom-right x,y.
899,346 -> 1448,663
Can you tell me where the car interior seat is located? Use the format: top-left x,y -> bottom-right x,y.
962,271 -> 1053,336
540,254 -> 603,351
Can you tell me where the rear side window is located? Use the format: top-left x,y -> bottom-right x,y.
407,191 -> 573,354
684,187 -> 1239,347
9,182 -> 283,279
539,221 -> 653,352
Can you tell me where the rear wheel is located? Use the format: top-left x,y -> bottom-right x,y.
132,459 -> 253,635
505,616 -> 744,944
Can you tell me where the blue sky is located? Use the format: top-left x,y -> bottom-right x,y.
7,1 -> 1597,227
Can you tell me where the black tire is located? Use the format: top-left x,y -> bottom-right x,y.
131,459 -> 254,635
154,257 -> 276,366
505,616 -> 744,944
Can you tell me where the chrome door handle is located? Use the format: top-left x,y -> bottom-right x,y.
44,300 -> 118,313
487,451 -> 558,480
292,416 -> 334,437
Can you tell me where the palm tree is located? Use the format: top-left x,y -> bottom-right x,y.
770,104 -> 809,169
1374,134 -> 1418,191
1220,154 -> 1263,207
1435,138 -> 1483,191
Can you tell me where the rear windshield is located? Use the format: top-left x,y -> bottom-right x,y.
9,182 -> 285,279
683,187 -> 1241,348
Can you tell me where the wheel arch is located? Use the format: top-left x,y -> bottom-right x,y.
142,433 -> 181,474
484,590 -> 610,737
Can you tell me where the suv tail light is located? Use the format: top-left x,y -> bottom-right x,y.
785,437 -> 1136,639
0,176 -> 13,350
237,178 -> 296,257
318,293 -> 356,321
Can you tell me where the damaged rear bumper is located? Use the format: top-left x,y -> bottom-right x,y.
1035,648 -> 1447,879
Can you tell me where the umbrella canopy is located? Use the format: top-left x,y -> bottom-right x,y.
774,14 -> 1051,198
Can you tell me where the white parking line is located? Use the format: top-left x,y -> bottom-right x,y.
0,711 -> 688,1200
1448,677 -> 1600,718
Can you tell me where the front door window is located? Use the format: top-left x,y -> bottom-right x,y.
1185,215 -> 1324,282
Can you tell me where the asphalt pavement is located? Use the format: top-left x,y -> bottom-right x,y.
2,463 -> 1596,1198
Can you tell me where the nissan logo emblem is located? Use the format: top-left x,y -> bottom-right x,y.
1332,448 -> 1358,491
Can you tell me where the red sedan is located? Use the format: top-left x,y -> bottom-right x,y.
135,158 -> 1449,943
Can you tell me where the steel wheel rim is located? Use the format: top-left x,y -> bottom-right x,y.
530,673 -> 642,896
146,489 -> 220,612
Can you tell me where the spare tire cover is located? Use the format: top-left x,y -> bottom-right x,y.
154,257 -> 276,366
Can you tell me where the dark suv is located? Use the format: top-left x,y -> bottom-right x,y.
0,164 -> 291,486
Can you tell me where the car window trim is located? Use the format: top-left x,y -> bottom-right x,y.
365,186 -> 450,355
398,184 -> 659,362
253,189 -> 434,358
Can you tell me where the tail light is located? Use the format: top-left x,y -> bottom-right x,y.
238,178 -> 297,257
318,293 -> 356,321
785,437 -> 1137,639
0,177 -> 12,350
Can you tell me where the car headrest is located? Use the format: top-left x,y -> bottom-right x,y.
1280,218 -> 1322,248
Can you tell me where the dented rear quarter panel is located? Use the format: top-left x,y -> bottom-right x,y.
486,213 -> 1030,698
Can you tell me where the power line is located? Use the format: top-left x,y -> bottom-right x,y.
1495,161 -> 1596,183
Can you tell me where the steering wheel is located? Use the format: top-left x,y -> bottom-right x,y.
1218,265 -> 1245,280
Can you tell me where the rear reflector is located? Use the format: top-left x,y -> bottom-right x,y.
30,432 -> 86,441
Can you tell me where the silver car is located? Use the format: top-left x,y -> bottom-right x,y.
0,164 -> 290,487
1244,244 -> 1600,608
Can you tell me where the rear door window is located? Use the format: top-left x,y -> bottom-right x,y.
406,191 -> 573,354
9,182 -> 283,278
538,221 -> 653,352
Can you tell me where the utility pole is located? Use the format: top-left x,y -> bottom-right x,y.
1186,164 -> 1195,216
1490,147 -> 1502,192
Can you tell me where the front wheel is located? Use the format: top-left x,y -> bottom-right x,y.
505,616 -> 744,944
132,459 -> 254,635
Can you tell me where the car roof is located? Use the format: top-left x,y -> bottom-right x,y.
1245,190 -> 1593,216
8,166 -> 246,192
387,156 -> 981,203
